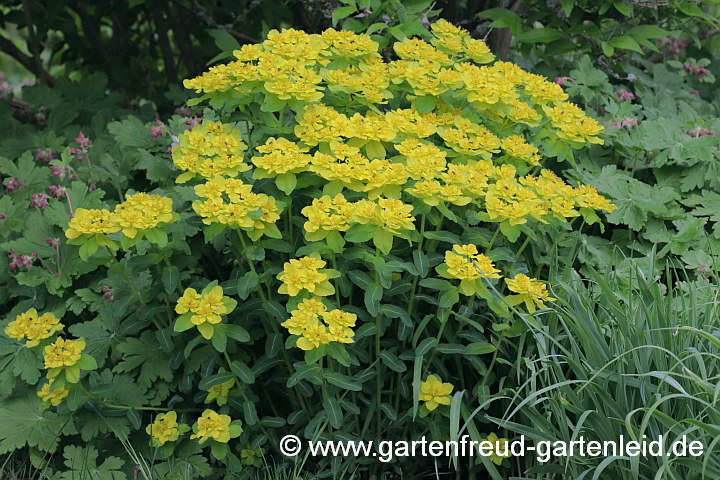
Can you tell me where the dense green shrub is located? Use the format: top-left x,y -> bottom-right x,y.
0,19 -> 620,479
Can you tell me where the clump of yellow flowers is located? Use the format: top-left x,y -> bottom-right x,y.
419,374 -> 454,411
276,254 -> 340,297
174,283 -> 237,339
65,192 -> 178,257
43,337 -> 96,384
281,297 -> 356,350
146,411 -> 190,447
4,308 -> 63,347
190,409 -> 243,445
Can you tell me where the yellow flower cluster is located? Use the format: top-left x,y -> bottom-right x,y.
501,135 -> 541,166
146,411 -> 185,446
444,245 -> 501,281
192,177 -> 280,240
172,121 -> 249,183
419,374 -> 454,411
505,274 -> 555,313
37,381 -> 69,406
112,193 -> 174,239
65,194 -> 174,240
352,198 -> 416,235
206,378 -> 235,406
4,308 -> 63,347
252,137 -> 312,175
277,255 -> 337,297
281,298 -> 356,350
543,102 -> 605,144
175,286 -> 234,339
301,193 -> 354,240
430,19 -> 495,63
437,116 -> 501,158
190,409 -> 241,444
65,209 -> 119,238
43,337 -> 85,369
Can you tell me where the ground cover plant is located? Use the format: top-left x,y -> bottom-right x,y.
0,17 -> 622,480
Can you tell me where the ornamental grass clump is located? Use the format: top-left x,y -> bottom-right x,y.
1,19 -> 615,477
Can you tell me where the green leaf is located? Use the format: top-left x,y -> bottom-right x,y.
609,35 -> 643,53
325,372 -> 362,391
364,283 -> 383,317
415,95 -> 437,113
613,2 -> 632,17
380,351 -> 407,372
114,331 -> 173,389
365,140 -> 386,159
628,25 -> 670,39
345,224 -> 377,243
275,173 -> 297,195
0,394 -> 76,454
60,445 -> 126,480
379,304 -> 412,327
206,29 -> 241,52
478,8 -> 522,34
439,289 -> 460,308
515,28 -> 563,43
332,5 -> 356,27
413,251 -> 429,277
423,230 -> 462,244
231,360 -> 255,384
415,338 -> 438,357
465,342 -> 496,355
237,271 -> 259,300
162,266 -> 179,295
199,372 -> 235,390
323,397 -> 344,429
373,229 -> 394,254
243,401 -> 258,425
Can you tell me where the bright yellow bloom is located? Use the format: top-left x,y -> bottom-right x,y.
65,208 -> 119,239
296,323 -> 331,350
112,193 -> 174,238
444,245 -> 502,281
206,378 -> 235,406
283,299 -> 356,350
176,286 -> 229,328
172,121 -> 249,182
505,274 -> 555,313
43,337 -> 85,369
301,194 -> 354,239
252,137 -> 312,175
437,116 -> 501,158
352,198 -> 416,235
501,135 -> 541,166
277,256 -> 334,297
295,104 -> 349,146
5,308 -> 63,347
191,409 -> 233,444
543,102 -> 604,145
486,433 -> 512,465
37,381 -> 69,406
321,29 -> 378,58
394,38 -> 453,66
396,139 -> 447,180
146,411 -> 183,446
420,375 -> 453,411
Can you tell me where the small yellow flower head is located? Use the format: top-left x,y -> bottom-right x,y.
283,299 -> 356,350
437,116 -> 501,158
352,198 -> 416,235
205,378 -> 235,406
65,208 -> 119,239
172,121 -> 249,182
5,308 -> 63,347
321,28 -> 378,58
174,286 -> 235,340
296,323 -> 330,350
301,194 -> 354,238
420,375 -> 453,411
575,185 -> 616,212
277,256 -> 333,297
501,135 -> 542,166
43,337 -> 85,369
486,433 -> 512,465
444,244 -> 502,281
505,274 -> 555,313
295,104 -> 350,145
37,381 -> 69,406
191,409 -> 237,444
543,102 -> 604,145
112,193 -> 174,238
146,411 -> 184,446
252,137 -> 313,175
395,139 -> 447,180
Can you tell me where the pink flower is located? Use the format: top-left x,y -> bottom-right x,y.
48,185 -> 67,198
5,177 -> 24,192
44,237 -> 59,249
0,214 -> 6,220
185,117 -> 202,131
616,89 -> 635,102
8,250 -> 36,272
35,148 -> 57,164
149,120 -> 165,138
50,164 -> 75,180
686,126 -> 715,137
31,193 -> 50,209
554,76 -> 572,87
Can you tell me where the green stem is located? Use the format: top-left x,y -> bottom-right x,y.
515,235 -> 531,259
486,227 -> 500,253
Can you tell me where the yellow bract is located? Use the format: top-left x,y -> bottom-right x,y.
419,375 -> 454,411
172,121 -> 249,182
5,308 -> 63,347
281,298 -> 357,351
277,256 -> 334,297
505,274 -> 556,313
146,411 -> 182,446
190,409 -> 233,444
37,381 -> 69,406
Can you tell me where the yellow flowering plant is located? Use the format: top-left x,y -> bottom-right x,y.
1,16 -> 620,478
